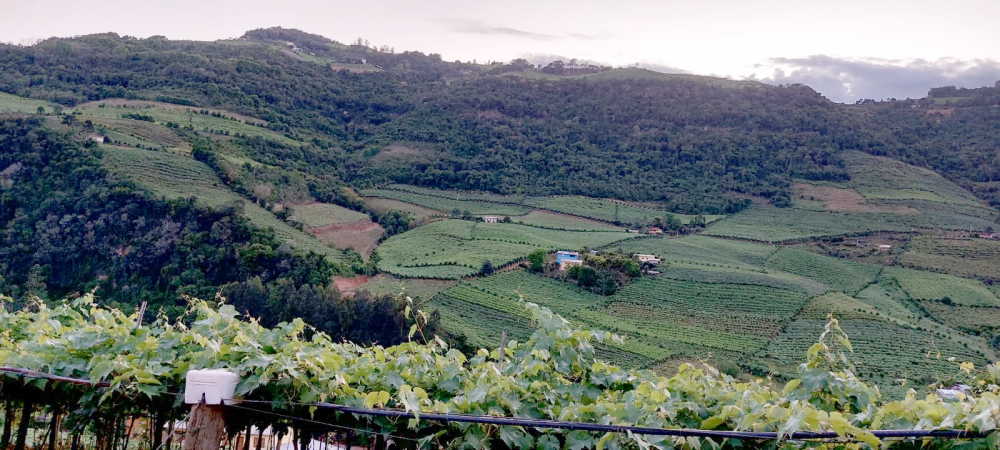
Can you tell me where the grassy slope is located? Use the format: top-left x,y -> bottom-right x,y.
101,146 -> 347,266
0,92 -> 60,114
706,151 -> 998,242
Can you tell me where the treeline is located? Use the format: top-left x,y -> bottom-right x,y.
0,30 -> 998,213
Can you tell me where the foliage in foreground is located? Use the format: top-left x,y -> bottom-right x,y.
3,295 -> 1000,450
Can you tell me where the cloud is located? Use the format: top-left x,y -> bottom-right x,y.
441,19 -> 605,42
750,55 -> 1000,103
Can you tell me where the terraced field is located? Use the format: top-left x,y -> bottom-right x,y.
523,196 -> 724,226
764,248 -> 883,294
365,185 -> 722,226
710,152 -> 998,242
760,317 -> 987,398
899,235 -> 1000,279
617,235 -> 778,268
289,202 -> 370,228
101,146 -> 348,266
882,266 -> 1000,306
72,101 -> 302,147
361,189 -> 530,216
376,220 -> 633,278
510,210 -> 624,231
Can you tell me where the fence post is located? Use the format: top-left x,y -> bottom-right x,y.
182,370 -> 240,450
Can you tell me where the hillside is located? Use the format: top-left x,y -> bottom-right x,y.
0,29 -> 997,215
1,28 -> 1000,399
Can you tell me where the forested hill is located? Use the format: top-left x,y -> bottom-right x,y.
0,28 -> 998,213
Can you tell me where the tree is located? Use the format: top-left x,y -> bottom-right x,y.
35,106 -> 44,115
577,266 -> 597,287
481,260 -> 494,275
528,250 -> 546,272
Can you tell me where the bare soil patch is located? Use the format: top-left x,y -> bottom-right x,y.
308,219 -> 384,258
334,275 -> 371,295
793,183 -> 918,213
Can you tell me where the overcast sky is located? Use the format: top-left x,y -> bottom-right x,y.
2,0 -> 999,102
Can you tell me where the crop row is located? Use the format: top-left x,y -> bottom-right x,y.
613,277 -> 811,318
882,266 -> 1000,307
764,248 -> 882,294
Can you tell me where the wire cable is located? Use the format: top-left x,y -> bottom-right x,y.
1,366 -> 991,442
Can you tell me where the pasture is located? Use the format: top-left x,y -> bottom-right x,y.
0,92 -> 59,114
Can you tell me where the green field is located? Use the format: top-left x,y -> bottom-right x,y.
508,210 -> 625,231
841,151 -> 986,206
704,206 -> 915,242
361,189 -> 530,216
73,101 -> 302,147
289,202 -> 370,228
760,317 -> 987,398
617,235 -> 778,268
376,220 -> 633,278
0,92 -> 59,114
704,204 -> 996,242
367,184 -> 723,226
353,276 -> 458,302
881,266 -> 1000,306
101,146 -> 348,266
429,270 -> 811,368
763,248 -> 882,294
900,235 -> 1000,279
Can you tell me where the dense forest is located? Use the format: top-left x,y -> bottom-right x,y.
0,28 -> 996,214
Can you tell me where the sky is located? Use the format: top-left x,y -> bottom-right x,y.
2,0 -> 999,103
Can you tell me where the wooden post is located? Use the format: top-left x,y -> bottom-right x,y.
182,401 -> 226,450
497,330 -> 508,372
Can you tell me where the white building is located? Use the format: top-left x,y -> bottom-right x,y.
635,254 -> 661,264
483,215 -> 499,223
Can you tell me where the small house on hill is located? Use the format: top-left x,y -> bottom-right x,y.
636,254 -> 661,264
483,215 -> 499,223
878,244 -> 892,251
560,259 -> 583,271
87,134 -> 106,144
978,233 -> 998,240
556,251 -> 582,271
648,227 -> 663,235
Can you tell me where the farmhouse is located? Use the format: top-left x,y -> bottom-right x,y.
483,215 -> 499,223
878,244 -> 892,251
636,254 -> 661,264
560,259 -> 583,271
648,227 -> 663,235
87,134 -> 106,143
978,233 -> 998,239
556,251 -> 582,271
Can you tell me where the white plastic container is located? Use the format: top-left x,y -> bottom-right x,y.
184,369 -> 240,405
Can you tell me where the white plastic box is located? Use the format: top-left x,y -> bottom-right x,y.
184,369 -> 240,405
